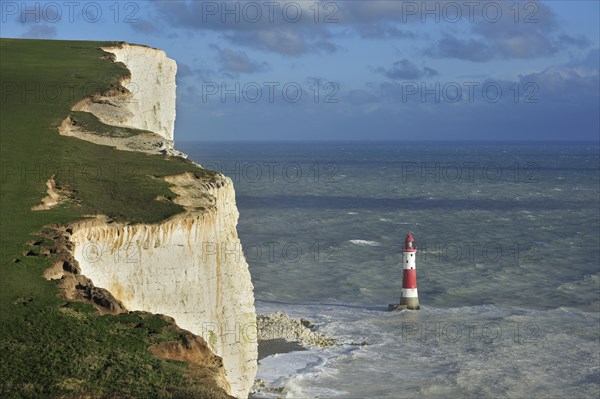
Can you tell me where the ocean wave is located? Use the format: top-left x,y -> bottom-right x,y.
558,273 -> 600,292
349,240 -> 382,247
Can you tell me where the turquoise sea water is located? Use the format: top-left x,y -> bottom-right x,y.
181,142 -> 599,398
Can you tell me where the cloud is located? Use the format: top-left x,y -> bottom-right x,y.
354,23 -> 415,40
426,31 -> 562,62
20,24 -> 57,39
426,34 -> 493,62
313,39 -> 341,53
178,63 -> 193,77
150,0 -> 399,55
578,48 -> 600,71
149,0 -> 589,60
130,20 -> 161,34
178,55 -> 599,141
355,48 -> 599,109
226,28 -> 341,56
374,59 -> 438,80
211,47 -> 269,76
335,1 -> 411,23
496,34 -> 557,58
519,48 -> 600,100
425,1 -> 590,61
558,34 -> 591,49
226,30 -> 307,56
176,59 -> 217,82
176,63 -> 195,85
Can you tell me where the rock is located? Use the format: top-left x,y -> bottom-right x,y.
300,318 -> 315,329
61,260 -> 79,274
68,176 -> 257,398
257,312 -> 335,347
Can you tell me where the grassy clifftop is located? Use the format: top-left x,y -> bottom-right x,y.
0,39 -> 225,398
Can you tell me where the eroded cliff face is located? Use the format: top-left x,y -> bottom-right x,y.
63,44 -> 257,398
73,43 -> 176,145
70,177 -> 257,397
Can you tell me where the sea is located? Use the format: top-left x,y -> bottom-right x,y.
180,141 -> 599,399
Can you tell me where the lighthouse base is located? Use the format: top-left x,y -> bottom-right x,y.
388,304 -> 420,311
389,299 -> 420,311
400,295 -> 420,310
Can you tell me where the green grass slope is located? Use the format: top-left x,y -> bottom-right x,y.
0,39 -> 225,398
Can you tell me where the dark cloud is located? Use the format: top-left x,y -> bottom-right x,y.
519,49 -> 600,101
151,0 -> 404,55
177,59 -> 217,82
179,63 -> 193,77
130,20 -> 161,34
354,24 -> 415,40
212,47 -> 269,76
335,1 -> 411,24
422,67 -> 438,77
20,24 -> 57,39
176,63 -> 193,83
374,59 -> 438,80
224,29 -> 339,56
426,1 -> 588,61
154,0 -> 336,31
579,48 -> 600,70
149,0 -> 589,60
426,31 -> 560,62
226,30 -> 307,56
154,0 -> 335,55
177,51 -> 599,141
558,34 -> 591,49
426,34 -> 493,62
494,34 -> 557,58
313,40 -> 341,54
351,48 -> 598,109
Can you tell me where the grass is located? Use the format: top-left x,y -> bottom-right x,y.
69,111 -> 153,138
0,38 -> 225,398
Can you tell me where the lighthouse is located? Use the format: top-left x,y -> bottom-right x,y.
389,233 -> 420,311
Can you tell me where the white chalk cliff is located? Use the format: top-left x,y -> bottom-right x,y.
67,43 -> 258,398
79,43 -> 177,143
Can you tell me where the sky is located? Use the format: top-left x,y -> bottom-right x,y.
1,0 -> 599,141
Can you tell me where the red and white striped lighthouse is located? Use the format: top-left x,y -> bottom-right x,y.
399,233 -> 420,310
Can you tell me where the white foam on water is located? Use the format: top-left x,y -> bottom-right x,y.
254,302 -> 600,398
254,344 -> 351,398
349,240 -> 382,246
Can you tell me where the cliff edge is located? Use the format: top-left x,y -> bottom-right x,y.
55,43 -> 258,398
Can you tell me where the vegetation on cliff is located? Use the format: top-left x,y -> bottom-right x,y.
0,39 -> 227,398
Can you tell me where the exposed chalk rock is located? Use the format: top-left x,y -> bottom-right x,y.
70,177 -> 258,398
31,176 -> 70,211
58,43 -> 258,398
257,312 -> 335,347
74,43 -> 177,145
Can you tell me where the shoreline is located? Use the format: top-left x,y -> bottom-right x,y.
257,338 -> 307,361
250,339 -> 308,398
